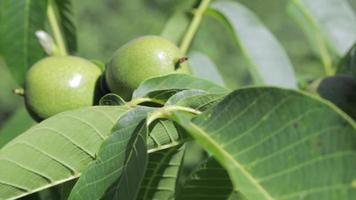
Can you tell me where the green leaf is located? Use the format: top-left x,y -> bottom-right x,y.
338,44 -> 356,78
0,0 -> 47,85
148,119 -> 186,153
316,75 -> 356,120
188,51 -> 225,87
133,74 -> 230,102
138,145 -> 185,200
161,11 -> 190,45
166,90 -> 227,112
177,157 -> 244,200
165,90 -> 208,106
103,117 -> 148,200
172,87 -> 356,200
0,105 -> 36,148
289,0 -> 356,57
54,0 -> 77,53
0,106 -> 128,199
69,106 -> 151,200
208,1 -> 297,88
99,93 -> 126,106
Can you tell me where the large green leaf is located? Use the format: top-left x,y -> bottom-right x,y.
133,74 -> 229,102
188,51 -> 225,87
172,87 -> 356,200
138,145 -> 185,200
177,157 -> 236,200
0,106 -> 128,199
289,0 -> 356,57
208,1 -> 297,88
54,0 -> 77,53
0,105 -> 36,148
69,106 -> 151,200
0,0 -> 47,85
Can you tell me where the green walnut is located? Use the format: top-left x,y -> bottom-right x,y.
24,56 -> 102,121
105,36 -> 189,100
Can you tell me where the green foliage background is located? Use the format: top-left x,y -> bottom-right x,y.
0,0 -> 355,125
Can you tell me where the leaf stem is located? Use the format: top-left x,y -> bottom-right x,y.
147,105 -> 201,125
47,0 -> 67,56
179,0 -> 211,54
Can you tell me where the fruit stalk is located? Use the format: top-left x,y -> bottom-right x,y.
180,0 -> 211,54
47,0 -> 68,56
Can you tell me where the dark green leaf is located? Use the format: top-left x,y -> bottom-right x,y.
138,145 -> 185,200
69,106 -> 151,200
0,106 -> 128,199
172,87 -> 356,200
209,1 -> 297,88
177,157 -> 244,200
0,0 -> 47,85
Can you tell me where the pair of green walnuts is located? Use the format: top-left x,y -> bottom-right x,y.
24,36 -> 189,121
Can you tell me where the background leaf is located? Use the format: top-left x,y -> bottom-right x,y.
289,0 -> 356,58
338,44 -> 356,78
138,145 -> 185,200
208,1 -> 297,88
172,87 -> 356,200
54,0 -> 77,53
0,0 -> 47,85
188,51 -> 226,87
0,105 -> 36,148
0,106 -> 128,199
133,74 -> 229,102
161,11 -> 190,45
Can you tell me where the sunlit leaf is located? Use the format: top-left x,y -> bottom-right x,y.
0,106 -> 128,199
172,87 -> 356,200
